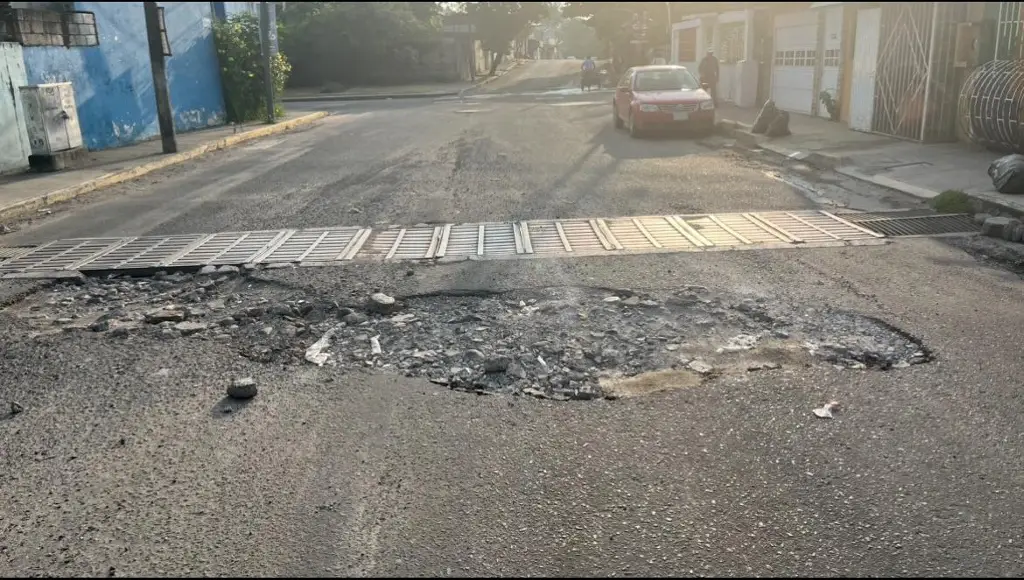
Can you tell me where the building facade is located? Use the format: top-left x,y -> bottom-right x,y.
0,1 -> 227,173
671,2 -> 1019,145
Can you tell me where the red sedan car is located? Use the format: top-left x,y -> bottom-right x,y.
612,65 -> 716,138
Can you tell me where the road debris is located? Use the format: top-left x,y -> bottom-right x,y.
687,359 -> 715,375
367,292 -> 400,314
145,306 -> 186,324
305,327 -> 338,366
10,401 -> 24,415
483,356 -> 511,373
813,400 -> 841,419
8,278 -> 933,402
227,377 -> 258,400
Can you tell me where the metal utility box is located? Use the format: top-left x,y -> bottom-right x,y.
20,82 -> 84,156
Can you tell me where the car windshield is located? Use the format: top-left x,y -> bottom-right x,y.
634,69 -> 699,92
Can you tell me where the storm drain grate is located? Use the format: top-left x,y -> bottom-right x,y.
0,246 -> 33,261
843,213 -> 979,237
0,210 -> 890,277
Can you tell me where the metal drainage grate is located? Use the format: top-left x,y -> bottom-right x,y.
837,209 -> 941,220
0,246 -> 34,261
0,210 -> 889,278
843,213 -> 979,237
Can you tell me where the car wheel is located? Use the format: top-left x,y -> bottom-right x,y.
613,104 -> 623,129
628,111 -> 641,138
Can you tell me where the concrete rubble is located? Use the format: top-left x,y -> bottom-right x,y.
978,215 -> 1024,243
2,272 -> 935,401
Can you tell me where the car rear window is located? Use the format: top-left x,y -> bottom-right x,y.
634,69 -> 699,92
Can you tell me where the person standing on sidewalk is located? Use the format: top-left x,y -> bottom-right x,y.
698,46 -> 720,105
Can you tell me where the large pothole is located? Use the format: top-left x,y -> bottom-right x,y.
1,272 -> 932,401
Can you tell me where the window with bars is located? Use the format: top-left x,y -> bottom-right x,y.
677,27 -> 696,62
0,7 -> 15,42
774,49 -> 817,67
823,48 -> 840,67
0,5 -> 98,47
719,22 -> 745,64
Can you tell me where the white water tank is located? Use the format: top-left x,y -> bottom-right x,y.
20,82 -> 84,156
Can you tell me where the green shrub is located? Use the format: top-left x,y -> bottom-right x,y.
213,14 -> 291,123
930,189 -> 974,214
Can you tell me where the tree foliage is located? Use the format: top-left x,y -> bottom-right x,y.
213,14 -> 291,123
279,2 -> 445,87
561,2 -> 698,68
462,2 -> 549,52
559,18 -> 605,60
460,2 -> 550,74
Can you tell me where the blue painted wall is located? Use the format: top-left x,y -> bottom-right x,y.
220,2 -> 259,18
20,2 -> 226,151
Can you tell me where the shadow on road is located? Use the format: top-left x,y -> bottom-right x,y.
287,98 -> 438,115
211,395 -> 255,418
592,123 -> 714,161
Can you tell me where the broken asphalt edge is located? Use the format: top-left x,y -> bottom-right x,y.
0,112 -> 329,223
715,118 -> 1024,220
282,60 -> 523,103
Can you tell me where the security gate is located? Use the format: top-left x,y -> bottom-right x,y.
872,2 -> 967,142
995,2 -> 1024,61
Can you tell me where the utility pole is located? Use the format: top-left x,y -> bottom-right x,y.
666,2 -> 673,41
143,2 -> 176,153
259,1 -> 277,124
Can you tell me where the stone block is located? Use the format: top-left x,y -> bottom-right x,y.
981,217 -> 1019,239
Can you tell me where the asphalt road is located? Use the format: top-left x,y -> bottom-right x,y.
2,60 -> 1023,578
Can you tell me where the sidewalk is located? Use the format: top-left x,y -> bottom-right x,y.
0,111 -> 328,223
715,103 -> 1024,217
282,59 -> 525,103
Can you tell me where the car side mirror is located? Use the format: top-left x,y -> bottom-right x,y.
701,82 -> 710,90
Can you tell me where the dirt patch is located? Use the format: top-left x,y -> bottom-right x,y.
600,369 -> 703,399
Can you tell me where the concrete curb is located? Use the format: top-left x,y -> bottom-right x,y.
283,60 -> 525,104
716,119 -> 841,169
716,118 -> 1024,219
0,111 -> 329,222
283,91 -> 460,103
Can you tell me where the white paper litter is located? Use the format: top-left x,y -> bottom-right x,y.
813,400 -> 841,419
304,327 -> 338,366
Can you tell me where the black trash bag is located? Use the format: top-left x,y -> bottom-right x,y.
751,100 -> 778,134
988,154 -> 1024,195
765,110 -> 791,138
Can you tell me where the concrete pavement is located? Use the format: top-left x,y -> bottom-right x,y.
716,104 -> 1024,217
1,60 -> 1023,577
0,112 -> 328,223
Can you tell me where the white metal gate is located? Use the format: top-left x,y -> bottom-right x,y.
995,2 -> 1024,61
872,2 -> 966,142
849,8 -> 881,132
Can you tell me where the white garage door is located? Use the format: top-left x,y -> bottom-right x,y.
771,12 -> 818,115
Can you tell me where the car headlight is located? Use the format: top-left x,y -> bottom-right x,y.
638,104 -> 660,112
700,100 -> 715,110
